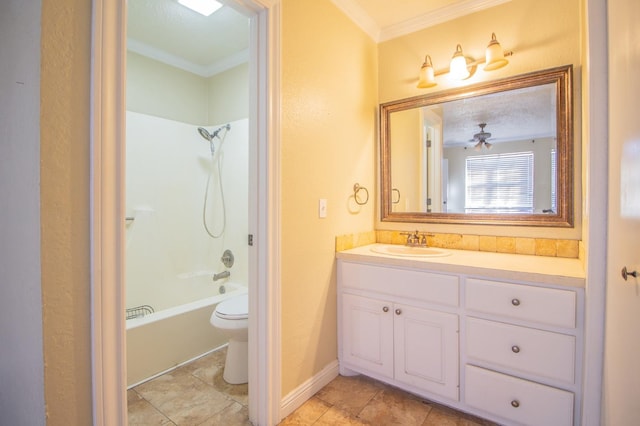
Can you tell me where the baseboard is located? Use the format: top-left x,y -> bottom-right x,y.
280,360 -> 340,419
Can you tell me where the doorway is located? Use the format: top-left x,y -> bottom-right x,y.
90,0 -> 281,424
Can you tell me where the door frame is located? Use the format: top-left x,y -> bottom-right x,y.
89,0 -> 282,424
582,0 -> 608,424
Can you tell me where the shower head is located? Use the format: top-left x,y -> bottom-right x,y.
197,124 -> 231,142
198,127 -> 214,141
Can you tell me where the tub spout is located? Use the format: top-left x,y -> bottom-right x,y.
213,270 -> 230,281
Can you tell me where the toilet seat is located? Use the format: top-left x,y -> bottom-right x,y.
214,294 -> 248,320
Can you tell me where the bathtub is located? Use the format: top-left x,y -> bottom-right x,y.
126,282 -> 247,387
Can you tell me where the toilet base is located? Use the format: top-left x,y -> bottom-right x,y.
224,338 -> 248,384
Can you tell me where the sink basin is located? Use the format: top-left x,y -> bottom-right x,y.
370,244 -> 451,258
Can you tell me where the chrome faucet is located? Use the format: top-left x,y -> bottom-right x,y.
400,230 -> 431,247
213,270 -> 230,281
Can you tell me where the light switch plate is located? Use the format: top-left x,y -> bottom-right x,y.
319,199 -> 327,218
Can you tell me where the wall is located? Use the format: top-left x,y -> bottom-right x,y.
126,50 -> 251,312
126,113 -> 249,311
444,138 -> 556,213
207,63 -> 250,124
127,52 -> 249,127
0,1 -> 45,424
390,108 -> 422,212
40,0 -> 93,423
127,52 -> 209,124
280,0 -> 378,396
377,0 -> 582,239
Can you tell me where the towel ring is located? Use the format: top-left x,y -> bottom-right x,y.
392,188 -> 400,204
353,183 -> 369,205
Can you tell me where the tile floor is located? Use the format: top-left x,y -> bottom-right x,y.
128,348 -> 496,425
127,348 -> 250,425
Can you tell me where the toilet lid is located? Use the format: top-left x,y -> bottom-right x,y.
215,294 -> 248,320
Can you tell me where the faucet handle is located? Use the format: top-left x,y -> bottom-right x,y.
399,231 -> 415,245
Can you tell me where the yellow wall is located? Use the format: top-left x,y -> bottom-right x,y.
40,0 -> 93,423
377,0 -> 583,240
280,0 -> 378,396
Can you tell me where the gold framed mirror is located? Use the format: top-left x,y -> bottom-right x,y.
380,65 -> 573,227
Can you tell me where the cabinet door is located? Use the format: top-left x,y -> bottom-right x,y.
342,293 -> 394,378
394,304 -> 459,400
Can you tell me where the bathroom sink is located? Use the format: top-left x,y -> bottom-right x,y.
370,244 -> 451,258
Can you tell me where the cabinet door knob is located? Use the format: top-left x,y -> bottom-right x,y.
511,298 -> 521,306
382,306 -> 389,313
511,400 -> 520,408
395,308 -> 402,315
511,345 -> 520,353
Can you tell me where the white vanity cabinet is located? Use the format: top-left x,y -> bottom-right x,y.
464,278 -> 582,426
339,261 -> 460,401
337,250 -> 585,426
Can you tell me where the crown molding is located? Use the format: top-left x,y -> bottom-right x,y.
331,0 -> 512,43
127,38 -> 249,78
379,0 -> 512,42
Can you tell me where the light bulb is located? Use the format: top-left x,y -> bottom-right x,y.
484,33 -> 509,71
449,45 -> 470,80
417,55 -> 437,88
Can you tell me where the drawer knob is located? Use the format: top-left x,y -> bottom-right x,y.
382,306 -> 389,313
511,298 -> 521,306
511,400 -> 520,408
395,308 -> 402,315
511,345 -> 520,353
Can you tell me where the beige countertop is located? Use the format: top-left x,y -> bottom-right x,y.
337,243 -> 586,288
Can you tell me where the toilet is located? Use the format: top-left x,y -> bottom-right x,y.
210,293 -> 249,384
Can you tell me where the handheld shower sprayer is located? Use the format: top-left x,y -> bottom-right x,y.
197,124 -> 231,155
197,123 -> 232,239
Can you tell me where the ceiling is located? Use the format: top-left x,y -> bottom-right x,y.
440,83 -> 557,147
127,0 -> 250,77
127,0 -> 511,77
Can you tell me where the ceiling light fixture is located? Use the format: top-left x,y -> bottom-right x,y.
472,123 -> 493,151
178,0 -> 222,16
417,33 -> 513,89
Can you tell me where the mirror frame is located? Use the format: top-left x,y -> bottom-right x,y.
380,65 -> 574,227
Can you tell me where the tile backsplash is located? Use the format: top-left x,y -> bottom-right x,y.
336,230 -> 580,259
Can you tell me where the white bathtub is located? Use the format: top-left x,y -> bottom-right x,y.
126,282 -> 247,387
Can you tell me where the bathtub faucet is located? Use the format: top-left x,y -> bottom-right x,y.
213,270 -> 230,281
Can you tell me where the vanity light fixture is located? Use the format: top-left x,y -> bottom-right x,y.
178,0 -> 223,16
449,44 -> 470,80
416,33 -> 512,88
417,55 -> 437,88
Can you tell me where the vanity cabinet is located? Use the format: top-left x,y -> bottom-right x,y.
464,278 -> 580,426
337,254 -> 584,426
342,293 -> 459,400
339,262 -> 460,401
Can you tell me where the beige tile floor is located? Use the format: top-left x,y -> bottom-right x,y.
128,348 -> 496,425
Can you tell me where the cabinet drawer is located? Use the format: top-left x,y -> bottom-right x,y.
340,262 -> 459,307
465,278 -> 576,328
465,365 -> 574,426
467,317 -> 575,383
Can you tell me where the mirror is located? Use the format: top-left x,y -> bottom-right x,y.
380,65 -> 573,227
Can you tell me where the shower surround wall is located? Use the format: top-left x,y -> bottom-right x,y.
125,112 -> 249,312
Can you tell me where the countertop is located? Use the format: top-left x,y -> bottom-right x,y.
337,244 -> 586,288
